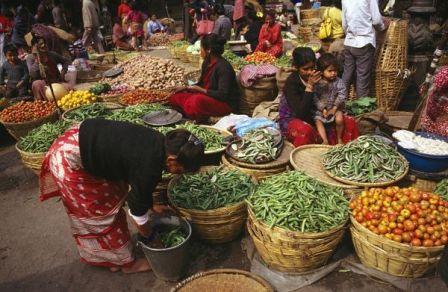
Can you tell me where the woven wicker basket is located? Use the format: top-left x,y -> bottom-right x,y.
301,18 -> 322,27
1,110 -> 59,140
221,142 -> 293,181
172,269 -> 274,292
375,20 -> 409,111
178,50 -> 190,63
247,208 -> 347,273
167,173 -> 251,244
350,214 -> 444,277
298,26 -> 313,42
91,63 -> 115,72
15,144 -> 46,174
187,53 -> 200,66
118,89 -> 172,106
300,9 -> 320,20
239,76 -> 278,116
62,102 -> 123,122
76,70 -> 103,83
153,174 -> 173,205
98,93 -> 123,103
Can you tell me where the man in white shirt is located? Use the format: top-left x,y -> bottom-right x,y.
341,0 -> 385,98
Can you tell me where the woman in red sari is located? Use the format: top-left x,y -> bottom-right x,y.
40,119 -> 204,273
255,10 -> 283,57
170,33 -> 240,121
279,47 -> 359,147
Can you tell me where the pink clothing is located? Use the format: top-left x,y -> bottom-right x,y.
233,0 -> 245,21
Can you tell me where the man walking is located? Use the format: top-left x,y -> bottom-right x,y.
82,0 -> 104,54
341,0 -> 385,98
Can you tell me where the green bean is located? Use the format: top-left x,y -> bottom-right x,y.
322,136 -> 407,183
64,103 -> 111,121
247,171 -> 348,232
170,166 -> 254,210
159,227 -> 186,248
18,120 -> 72,153
106,103 -> 167,125
235,128 -> 278,163
435,179 -> 448,201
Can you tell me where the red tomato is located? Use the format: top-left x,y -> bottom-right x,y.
411,238 -> 422,246
423,239 -> 434,247
404,220 -> 416,231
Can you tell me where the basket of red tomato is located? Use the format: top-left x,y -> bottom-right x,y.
349,186 -> 447,278
0,101 -> 59,140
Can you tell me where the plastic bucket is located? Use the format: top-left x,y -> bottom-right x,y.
138,216 -> 192,282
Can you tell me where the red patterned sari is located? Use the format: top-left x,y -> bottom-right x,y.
39,125 -> 134,268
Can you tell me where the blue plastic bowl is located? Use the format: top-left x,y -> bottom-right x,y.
396,132 -> 448,173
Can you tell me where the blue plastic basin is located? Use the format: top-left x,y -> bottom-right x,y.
396,132 -> 448,173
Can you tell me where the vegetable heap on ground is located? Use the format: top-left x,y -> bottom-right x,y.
58,90 -> 97,110
159,227 -> 186,248
18,120 -> 72,153
234,128 -> 278,163
156,123 -> 224,152
435,179 -> 448,201
107,103 -> 167,125
120,89 -> 172,105
244,52 -> 277,65
247,171 -> 348,232
99,84 -> 130,98
64,103 -> 112,122
105,55 -> 186,89
323,136 -> 407,184
0,101 -> 56,123
222,50 -> 249,70
148,33 -> 170,46
170,167 -> 253,210
89,83 -> 111,95
274,55 -> 291,68
346,96 -> 376,116
350,187 -> 448,247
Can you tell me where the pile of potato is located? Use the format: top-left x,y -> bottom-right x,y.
104,56 -> 186,89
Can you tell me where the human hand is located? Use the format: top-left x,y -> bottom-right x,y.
307,70 -> 322,87
187,85 -> 205,93
322,109 -> 328,118
264,40 -> 271,48
327,108 -> 337,116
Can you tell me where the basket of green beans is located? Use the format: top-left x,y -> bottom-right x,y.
62,102 -> 123,122
16,120 -> 73,173
246,170 -> 348,273
168,166 -> 255,243
106,103 -> 168,125
435,179 -> 448,200
322,136 -> 409,187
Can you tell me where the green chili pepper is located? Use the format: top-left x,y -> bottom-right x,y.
18,120 -> 73,153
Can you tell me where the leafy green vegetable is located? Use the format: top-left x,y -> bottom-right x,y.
346,96 -> 376,116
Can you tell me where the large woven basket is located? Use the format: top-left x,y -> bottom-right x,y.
350,214 -> 444,277
375,20 -> 409,111
178,50 -> 190,63
200,125 -> 232,155
300,9 -> 320,20
15,144 -> 46,174
76,70 -> 103,83
247,208 -> 347,273
118,89 -> 172,106
187,53 -> 200,66
239,76 -> 278,116
1,110 -> 59,140
167,174 -> 250,244
98,93 -> 124,103
172,269 -> 274,292
221,142 -> 293,181
153,174 -> 173,205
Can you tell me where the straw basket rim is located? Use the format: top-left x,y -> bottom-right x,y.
247,207 -> 348,238
61,102 -> 123,122
167,168 -> 253,215
290,144 -> 359,189
15,142 -> 47,156
171,268 -> 274,292
1,109 -> 59,127
98,93 -> 125,102
323,150 -> 409,187
350,214 -> 444,253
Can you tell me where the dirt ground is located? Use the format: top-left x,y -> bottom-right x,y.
0,49 -> 445,292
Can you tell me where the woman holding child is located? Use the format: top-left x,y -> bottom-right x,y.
279,47 -> 359,147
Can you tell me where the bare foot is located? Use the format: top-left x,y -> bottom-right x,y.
337,139 -> 343,145
122,258 -> 151,274
322,140 -> 329,145
109,267 -> 120,272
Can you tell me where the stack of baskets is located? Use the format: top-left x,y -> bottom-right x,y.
298,9 -> 322,42
247,208 -> 347,272
375,19 -> 409,111
239,76 -> 278,116
350,214 -> 444,277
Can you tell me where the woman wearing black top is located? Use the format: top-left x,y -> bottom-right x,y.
40,119 -> 204,273
242,10 -> 263,52
169,33 -> 240,122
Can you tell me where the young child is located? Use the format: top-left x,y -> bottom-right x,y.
0,46 -> 29,99
313,53 -> 346,145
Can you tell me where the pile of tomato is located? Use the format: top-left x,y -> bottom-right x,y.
244,52 -> 277,65
350,187 -> 448,247
120,89 -> 170,105
0,101 -> 56,123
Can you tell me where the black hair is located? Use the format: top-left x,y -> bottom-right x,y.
201,33 -> 226,56
266,10 -> 276,19
317,53 -> 339,72
247,10 -> 260,22
165,129 -> 204,172
54,0 -> 61,5
129,1 -> 138,10
292,47 -> 316,68
214,4 -> 225,15
4,45 -> 17,55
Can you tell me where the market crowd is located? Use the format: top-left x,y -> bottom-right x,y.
1,0 -> 447,278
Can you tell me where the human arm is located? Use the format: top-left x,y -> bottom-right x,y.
271,23 -> 283,46
17,62 -> 29,88
333,78 -> 346,110
0,65 -> 5,86
26,54 -> 41,80
49,51 -> 70,76
205,64 -> 234,102
370,0 -> 385,31
284,76 -> 315,120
